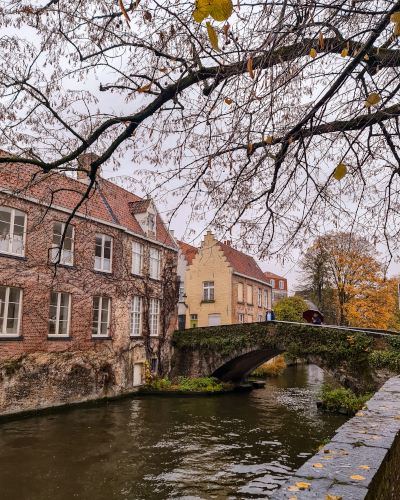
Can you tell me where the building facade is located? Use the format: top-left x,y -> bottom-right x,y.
265,272 -> 288,304
176,240 -> 198,330
184,232 -> 273,327
0,153 -> 178,416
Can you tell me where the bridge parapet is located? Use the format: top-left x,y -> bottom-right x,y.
171,322 -> 400,394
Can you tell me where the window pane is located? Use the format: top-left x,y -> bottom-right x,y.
6,288 -> 20,335
94,256 -> 101,269
13,211 -> 25,236
49,292 -> 58,335
95,235 -> 102,258
0,208 -> 11,253
58,294 -> 69,335
92,297 -> 100,335
101,298 -> 109,323
103,258 -> 110,271
104,236 -> 111,260
53,222 -> 62,245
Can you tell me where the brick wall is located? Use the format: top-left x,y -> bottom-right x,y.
231,275 -> 272,324
0,192 -> 177,415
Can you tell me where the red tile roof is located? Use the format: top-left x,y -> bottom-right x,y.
265,272 -> 288,290
0,152 -> 176,248
265,272 -> 286,280
177,240 -> 198,265
217,242 -> 271,284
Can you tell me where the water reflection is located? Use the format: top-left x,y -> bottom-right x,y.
0,364 -> 347,500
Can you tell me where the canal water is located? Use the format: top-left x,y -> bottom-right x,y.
0,364 -> 348,500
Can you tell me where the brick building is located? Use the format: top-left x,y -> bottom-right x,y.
0,153 -> 178,416
176,239 -> 198,330
265,272 -> 288,304
183,232 -> 273,327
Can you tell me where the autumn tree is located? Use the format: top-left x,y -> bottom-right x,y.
1,1 -> 400,260
274,296 -> 307,323
298,232 -> 396,328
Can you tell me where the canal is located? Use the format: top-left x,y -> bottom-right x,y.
0,364 -> 348,499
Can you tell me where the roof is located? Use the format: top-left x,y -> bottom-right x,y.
177,240 -> 198,265
128,199 -> 151,214
265,272 -> 287,281
217,242 -> 271,284
0,151 -> 176,248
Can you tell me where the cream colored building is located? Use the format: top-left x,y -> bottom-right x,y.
184,232 -> 273,327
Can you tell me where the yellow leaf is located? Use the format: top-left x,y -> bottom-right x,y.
365,102 -> 372,108
209,0 -> 233,21
358,430 -> 366,434
265,136 -> 273,144
394,23 -> 400,36
359,465 -> 370,469
356,412 -> 363,416
340,451 -> 349,455
323,456 -> 333,459
313,463 -> 324,468
353,50 -> 358,56
247,58 -> 255,79
248,143 -> 252,153
325,495 -> 343,500
367,93 -> 381,105
310,48 -> 317,58
289,136 -> 293,143
333,163 -> 347,180
193,0 -> 213,22
206,22 -> 220,52
295,482 -> 311,489
319,32 -> 324,49
341,48 -> 348,57
119,0 -> 131,26
225,98 -> 232,104
286,486 -> 300,492
390,12 -> 400,22
351,475 -> 366,480
159,68 -> 167,72
364,54 -> 369,60
372,436 -> 381,439
138,82 -> 153,92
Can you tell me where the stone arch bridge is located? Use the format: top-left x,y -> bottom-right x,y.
171,321 -> 400,394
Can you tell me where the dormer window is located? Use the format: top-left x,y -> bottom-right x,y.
148,214 -> 155,232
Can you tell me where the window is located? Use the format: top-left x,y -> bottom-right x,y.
148,214 -> 155,232
238,283 -> 244,302
132,242 -> 143,275
279,280 -> 285,290
238,313 -> 243,324
149,298 -> 159,336
208,314 -> 221,326
264,290 -> 268,308
203,281 -> 214,301
51,222 -> 74,265
190,314 -> 198,320
190,314 -> 198,328
270,279 -> 275,288
247,285 -> 253,304
49,292 -> 70,336
92,297 -> 110,336
179,285 -> 184,301
130,296 -> 142,336
258,288 -> 262,307
258,314 -> 263,322
151,358 -> 158,373
95,234 -> 112,272
149,248 -> 160,279
0,207 -> 26,256
0,286 -> 22,335
247,315 -> 253,323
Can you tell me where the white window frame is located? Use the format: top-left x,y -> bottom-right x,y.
279,280 -> 285,290
149,298 -> 159,336
48,292 -> 71,337
0,286 -> 22,336
132,241 -> 143,275
51,221 -> 74,266
258,288 -> 262,307
92,296 -> 110,337
0,207 -> 26,257
264,290 -> 268,308
258,314 -> 263,322
179,285 -> 184,302
130,296 -> 142,336
270,279 -> 275,288
203,281 -> 215,301
149,248 -> 160,279
95,233 -> 113,272
238,313 -> 244,324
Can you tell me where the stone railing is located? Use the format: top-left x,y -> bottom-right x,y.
270,376 -> 400,499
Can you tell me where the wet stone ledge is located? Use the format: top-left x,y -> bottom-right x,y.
270,376 -> 400,500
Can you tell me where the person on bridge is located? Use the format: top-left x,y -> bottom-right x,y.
266,308 -> 276,321
312,312 -> 322,325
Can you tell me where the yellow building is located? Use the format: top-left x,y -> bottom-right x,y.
184,232 -> 273,327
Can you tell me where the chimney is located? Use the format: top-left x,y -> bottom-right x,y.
77,153 -> 99,184
170,230 -> 174,237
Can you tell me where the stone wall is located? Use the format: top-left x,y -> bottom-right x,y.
269,376 -> 400,500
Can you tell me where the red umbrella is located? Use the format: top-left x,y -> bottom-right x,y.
303,300 -> 324,324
